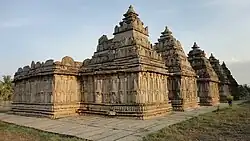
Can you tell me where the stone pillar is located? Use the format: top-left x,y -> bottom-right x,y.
144,73 -> 148,103
124,74 -> 128,103
118,75 -> 124,103
95,79 -> 102,103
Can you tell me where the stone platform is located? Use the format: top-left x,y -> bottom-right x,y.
0,100 -> 246,141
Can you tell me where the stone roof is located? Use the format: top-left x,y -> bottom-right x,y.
188,42 -> 219,82
209,53 -> 230,84
14,56 -> 82,81
154,26 -> 196,76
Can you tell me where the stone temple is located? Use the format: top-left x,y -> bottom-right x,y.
11,5 -> 239,119
188,43 -> 220,106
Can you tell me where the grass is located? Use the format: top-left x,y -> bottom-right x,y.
143,101 -> 250,141
0,121 -> 88,141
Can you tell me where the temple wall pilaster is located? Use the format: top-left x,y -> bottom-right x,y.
53,74 -> 80,104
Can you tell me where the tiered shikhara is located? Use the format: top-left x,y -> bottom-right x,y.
11,5 -> 238,119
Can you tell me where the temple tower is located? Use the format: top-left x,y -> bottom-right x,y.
187,42 -> 220,106
154,27 -> 198,111
221,62 -> 240,100
209,54 -> 231,102
79,5 -> 172,119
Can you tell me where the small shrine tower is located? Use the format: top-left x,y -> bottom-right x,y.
188,42 -> 220,106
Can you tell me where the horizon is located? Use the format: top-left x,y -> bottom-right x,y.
0,0 -> 250,84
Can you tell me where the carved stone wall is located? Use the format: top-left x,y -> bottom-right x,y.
188,42 -> 220,106
81,72 -> 168,104
196,80 -> 220,105
209,54 -> 231,102
11,56 -> 82,118
54,75 -> 80,103
78,71 -> 170,119
52,74 -> 81,118
13,76 -> 53,104
221,62 -> 240,100
78,5 -> 172,119
154,27 -> 198,111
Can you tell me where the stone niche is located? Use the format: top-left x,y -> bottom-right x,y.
154,26 -> 198,111
188,42 -> 220,106
11,56 -> 82,118
209,54 -> 231,102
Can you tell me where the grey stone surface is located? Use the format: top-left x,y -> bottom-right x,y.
0,100 -> 246,141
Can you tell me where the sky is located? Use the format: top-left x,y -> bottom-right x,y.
0,0 -> 250,84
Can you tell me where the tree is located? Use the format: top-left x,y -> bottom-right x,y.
0,75 -> 13,101
238,84 -> 250,98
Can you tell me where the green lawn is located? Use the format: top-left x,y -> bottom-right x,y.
0,121 -> 88,141
143,101 -> 250,141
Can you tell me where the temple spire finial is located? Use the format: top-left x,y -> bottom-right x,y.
125,5 -> 137,15
161,26 -> 172,35
123,5 -> 139,20
192,42 -> 199,49
114,5 -> 148,36
210,53 -> 214,58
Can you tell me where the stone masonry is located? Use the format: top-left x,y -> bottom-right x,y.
12,56 -> 82,118
221,62 -> 240,100
188,42 -> 220,106
209,53 -> 231,102
154,27 -> 198,111
78,5 -> 172,119
11,5 -> 237,119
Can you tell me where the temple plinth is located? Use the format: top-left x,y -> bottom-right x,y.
221,62 -> 240,100
188,42 -> 220,106
154,26 -> 198,111
209,54 -> 231,102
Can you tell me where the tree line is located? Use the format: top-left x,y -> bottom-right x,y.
0,75 -> 250,101
238,84 -> 250,98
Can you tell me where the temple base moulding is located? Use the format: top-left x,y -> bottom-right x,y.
76,102 -> 172,120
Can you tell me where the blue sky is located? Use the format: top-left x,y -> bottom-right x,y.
0,0 -> 250,84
